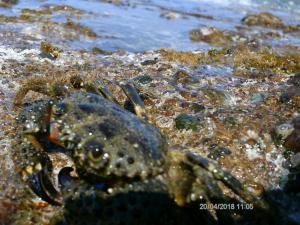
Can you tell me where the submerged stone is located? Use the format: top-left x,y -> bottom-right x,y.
200,88 -> 234,107
174,113 -> 199,131
207,144 -> 231,160
250,93 -> 266,104
191,103 -> 205,113
133,75 -> 153,85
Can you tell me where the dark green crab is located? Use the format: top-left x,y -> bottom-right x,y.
13,76 -> 271,225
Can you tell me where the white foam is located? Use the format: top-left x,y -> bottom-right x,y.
191,0 -> 253,6
0,45 -> 40,62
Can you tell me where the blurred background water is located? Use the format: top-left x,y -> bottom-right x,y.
0,0 -> 299,52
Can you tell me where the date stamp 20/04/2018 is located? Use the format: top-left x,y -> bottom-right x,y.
199,203 -> 254,211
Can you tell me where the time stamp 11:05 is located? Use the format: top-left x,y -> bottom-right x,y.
199,203 -> 254,210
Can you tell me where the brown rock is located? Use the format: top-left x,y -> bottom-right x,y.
242,12 -> 284,29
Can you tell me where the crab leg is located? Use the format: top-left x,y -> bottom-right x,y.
185,152 -> 268,209
70,75 -> 120,105
14,79 -> 68,107
118,80 -> 148,120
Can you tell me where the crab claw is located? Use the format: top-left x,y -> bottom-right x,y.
16,141 -> 62,205
27,166 -> 62,206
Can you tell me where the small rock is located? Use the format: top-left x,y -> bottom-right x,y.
201,88 -> 234,107
160,12 -> 181,20
133,75 -> 153,85
207,144 -> 231,160
91,47 -> 111,55
242,12 -> 284,29
189,26 -> 232,47
174,70 -> 193,84
250,93 -> 266,104
141,59 -> 157,66
175,113 -> 199,131
191,102 -> 205,113
287,73 -> 300,86
224,116 -> 235,127
40,41 -> 61,59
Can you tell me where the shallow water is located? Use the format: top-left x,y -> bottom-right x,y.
0,0 -> 299,52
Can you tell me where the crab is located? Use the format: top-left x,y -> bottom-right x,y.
13,75 -> 271,225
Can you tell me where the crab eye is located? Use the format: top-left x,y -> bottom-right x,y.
92,148 -> 103,159
86,140 -> 104,160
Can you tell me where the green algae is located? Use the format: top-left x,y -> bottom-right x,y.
242,12 -> 300,33
40,41 -> 61,59
161,45 -> 300,75
160,49 -> 204,67
189,26 -> 232,47
175,114 -> 199,131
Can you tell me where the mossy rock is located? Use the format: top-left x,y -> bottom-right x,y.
242,12 -> 284,28
207,144 -> 231,160
133,75 -> 153,85
175,114 -> 199,131
191,103 -> 205,113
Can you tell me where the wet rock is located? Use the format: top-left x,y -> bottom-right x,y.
189,26 -> 232,47
207,144 -> 231,160
160,12 -> 181,20
284,117 -> 300,153
232,46 -> 300,75
160,49 -> 202,67
40,42 -> 61,59
64,18 -> 97,39
233,67 -> 273,79
200,88 -> 234,107
250,93 -> 266,104
242,12 -> 284,29
224,116 -> 235,128
191,102 -> 205,113
242,12 -> 300,32
287,73 -> 300,86
141,59 -> 157,66
280,88 -> 300,107
174,70 -> 193,84
91,47 -> 112,55
174,113 -> 199,131
133,75 -> 153,85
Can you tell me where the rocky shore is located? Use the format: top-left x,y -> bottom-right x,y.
0,0 -> 299,224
